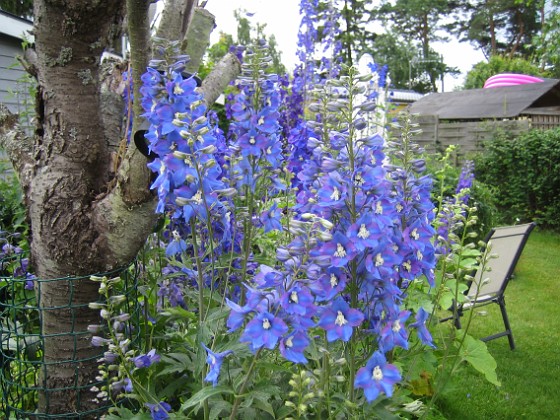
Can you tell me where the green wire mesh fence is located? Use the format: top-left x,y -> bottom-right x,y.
1,256 -> 142,419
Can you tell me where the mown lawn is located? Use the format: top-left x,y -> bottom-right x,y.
437,229 -> 560,419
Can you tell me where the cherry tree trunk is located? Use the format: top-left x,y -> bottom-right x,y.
0,0 -> 239,416
30,0 -> 140,415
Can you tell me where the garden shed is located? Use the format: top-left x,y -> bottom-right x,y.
407,79 -> 560,154
0,11 -> 33,115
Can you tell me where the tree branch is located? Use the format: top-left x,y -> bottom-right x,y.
0,104 -> 35,192
199,52 -> 241,107
91,0 -> 239,267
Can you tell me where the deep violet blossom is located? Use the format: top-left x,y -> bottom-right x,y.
133,349 -> 161,369
410,307 -> 436,348
240,311 -> 289,351
145,401 -> 171,420
318,297 -> 364,342
354,351 -> 401,402
279,331 -> 310,364
201,343 -> 233,386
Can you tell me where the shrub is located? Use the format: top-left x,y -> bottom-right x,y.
474,128 -> 560,230
0,158 -> 26,235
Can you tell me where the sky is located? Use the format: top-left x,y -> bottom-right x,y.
204,0 -> 487,91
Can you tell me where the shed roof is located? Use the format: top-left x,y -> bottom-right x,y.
389,89 -> 425,103
0,10 -> 33,42
408,79 -> 560,119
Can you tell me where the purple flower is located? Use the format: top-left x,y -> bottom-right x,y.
346,214 -> 383,251
354,351 -> 401,402
379,311 -> 411,351
165,230 -> 187,257
316,172 -> 347,209
456,160 -> 475,204
260,201 -> 283,233
91,336 -> 111,347
317,231 -> 358,268
280,285 -> 315,316
24,274 -> 36,290
309,267 -> 348,302
145,401 -> 171,420
133,349 -> 161,369
410,308 -> 435,348
240,311 -> 288,351
318,297 -> 364,342
279,332 -> 310,364
202,343 -> 233,387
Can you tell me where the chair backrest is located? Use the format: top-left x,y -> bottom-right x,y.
467,223 -> 536,299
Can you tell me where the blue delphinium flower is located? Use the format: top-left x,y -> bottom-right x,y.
378,311 -> 411,351
260,201 -> 283,233
354,351 -> 401,403
133,349 -> 161,369
145,401 -> 171,420
318,297 -> 364,342
410,307 -> 436,348
165,230 -> 187,257
279,331 -> 310,364
317,231 -> 358,268
240,310 -> 289,351
456,160 -> 475,204
201,343 -> 233,387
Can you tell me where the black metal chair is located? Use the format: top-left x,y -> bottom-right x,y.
447,222 -> 536,350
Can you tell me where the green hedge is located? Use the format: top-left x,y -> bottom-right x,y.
474,128 -> 560,230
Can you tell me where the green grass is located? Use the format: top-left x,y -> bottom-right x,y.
437,229 -> 560,419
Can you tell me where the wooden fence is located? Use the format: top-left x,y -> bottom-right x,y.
406,115 -> 532,156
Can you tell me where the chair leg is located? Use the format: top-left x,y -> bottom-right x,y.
498,297 -> 515,350
453,310 -> 462,330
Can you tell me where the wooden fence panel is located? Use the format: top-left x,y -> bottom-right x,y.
405,116 -> 532,155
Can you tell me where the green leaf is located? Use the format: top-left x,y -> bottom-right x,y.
158,352 -> 193,376
104,408 -> 152,420
209,400 -> 233,420
180,385 -> 235,411
458,258 -> 478,269
252,397 -> 275,417
275,404 -> 295,419
160,306 -> 197,321
457,334 -> 501,386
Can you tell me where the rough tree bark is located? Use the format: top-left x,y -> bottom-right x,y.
0,0 -> 240,416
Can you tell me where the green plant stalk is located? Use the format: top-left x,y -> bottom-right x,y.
428,210 -> 476,410
321,350 -> 332,417
194,162 -> 218,322
188,219 -> 209,420
229,348 -> 263,419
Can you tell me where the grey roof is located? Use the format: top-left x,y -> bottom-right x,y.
389,89 -> 425,103
0,11 -> 33,41
408,79 -> 560,119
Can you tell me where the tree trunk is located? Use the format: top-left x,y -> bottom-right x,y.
31,0 -> 129,415
0,0 -> 240,415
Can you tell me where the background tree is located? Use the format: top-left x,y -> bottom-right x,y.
450,0 -> 543,59
0,0 -> 240,415
377,0 -> 456,91
0,0 -> 33,18
338,0 -> 374,67
532,0 -> 560,77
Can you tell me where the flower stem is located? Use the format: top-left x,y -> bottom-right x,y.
229,349 -> 262,419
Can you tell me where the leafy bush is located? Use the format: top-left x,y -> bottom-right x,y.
0,158 -> 26,236
474,128 -> 560,230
